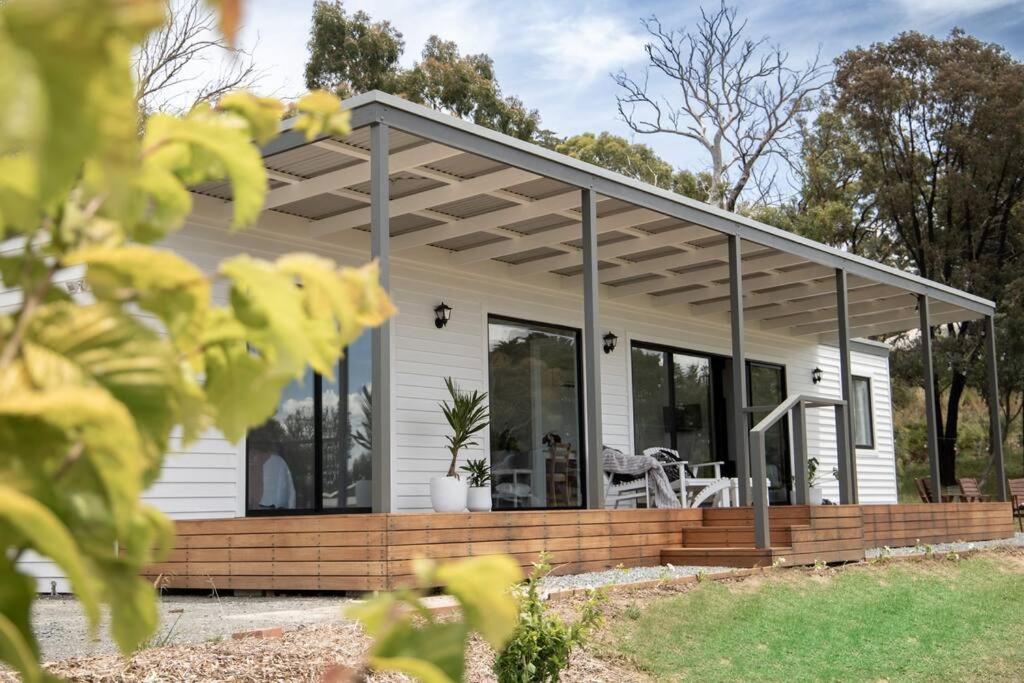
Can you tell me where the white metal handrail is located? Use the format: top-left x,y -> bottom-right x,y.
748,393 -> 850,549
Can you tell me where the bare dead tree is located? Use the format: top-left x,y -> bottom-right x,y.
614,3 -> 831,211
134,0 -> 263,116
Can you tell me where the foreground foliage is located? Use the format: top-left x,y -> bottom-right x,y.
615,553 -> 1024,681
494,556 -> 603,683
0,1 -> 394,680
348,555 -> 522,683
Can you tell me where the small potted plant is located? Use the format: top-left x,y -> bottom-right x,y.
808,457 -> 823,505
431,377 -> 489,512
461,458 -> 492,512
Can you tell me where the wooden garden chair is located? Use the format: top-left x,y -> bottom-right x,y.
916,477 -> 954,503
957,477 -> 990,502
1009,478 -> 1024,532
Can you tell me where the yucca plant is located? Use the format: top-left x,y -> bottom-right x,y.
460,458 -> 492,487
440,377 -> 490,478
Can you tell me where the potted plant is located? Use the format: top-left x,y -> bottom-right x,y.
807,457 -> 823,505
431,377 -> 489,512
461,458 -> 492,512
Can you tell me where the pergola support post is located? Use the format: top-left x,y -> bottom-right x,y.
792,403 -> 809,505
919,294 -> 942,504
985,315 -> 1008,502
581,188 -> 605,509
370,121 -> 392,513
728,234 -> 751,506
835,268 -> 857,504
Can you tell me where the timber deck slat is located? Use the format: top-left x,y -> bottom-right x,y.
145,503 -> 1013,591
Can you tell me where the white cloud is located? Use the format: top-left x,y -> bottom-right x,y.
526,12 -> 647,84
892,0 -> 1022,21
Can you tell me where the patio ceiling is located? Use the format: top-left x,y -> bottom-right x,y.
190,91 -> 992,342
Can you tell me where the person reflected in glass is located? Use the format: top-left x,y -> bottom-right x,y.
249,423 -> 297,510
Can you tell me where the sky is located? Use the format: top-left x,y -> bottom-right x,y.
237,0 -> 1024,172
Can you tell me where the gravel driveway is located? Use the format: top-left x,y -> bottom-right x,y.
33,594 -> 356,662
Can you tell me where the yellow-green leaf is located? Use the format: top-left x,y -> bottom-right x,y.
0,487 -> 102,630
218,92 -> 285,146
143,111 -> 266,229
292,90 -> 351,140
66,245 -> 211,356
435,555 -> 521,649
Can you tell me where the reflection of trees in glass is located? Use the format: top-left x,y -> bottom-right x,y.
488,330 -> 579,459
631,347 -> 668,452
267,385 -> 316,508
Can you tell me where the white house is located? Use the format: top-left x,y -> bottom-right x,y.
16,92 -> 1007,590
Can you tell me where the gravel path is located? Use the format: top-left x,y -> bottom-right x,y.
538,563 -> 736,592
865,532 -> 1024,559
32,594 -> 356,662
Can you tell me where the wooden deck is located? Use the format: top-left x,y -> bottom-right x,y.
146,503 -> 1014,591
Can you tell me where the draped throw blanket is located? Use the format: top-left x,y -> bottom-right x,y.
602,447 -> 681,508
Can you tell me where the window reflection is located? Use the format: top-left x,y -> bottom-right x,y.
246,368 -> 314,511
488,318 -> 583,509
246,332 -> 372,514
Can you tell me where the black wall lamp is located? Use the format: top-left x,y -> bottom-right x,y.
434,302 -> 452,329
603,331 -> 618,354
811,367 -> 823,384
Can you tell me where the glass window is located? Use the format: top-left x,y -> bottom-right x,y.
246,332 -> 372,514
321,332 -> 373,510
488,318 -> 583,509
247,368 -> 315,512
852,376 -> 874,448
630,343 -> 714,464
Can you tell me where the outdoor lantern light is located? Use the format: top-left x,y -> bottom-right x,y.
434,302 -> 452,329
811,367 -> 823,384
603,331 -> 618,354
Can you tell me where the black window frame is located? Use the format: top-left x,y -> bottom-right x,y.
629,340 -> 726,460
487,314 -> 587,511
245,352 -> 371,517
851,375 -> 875,450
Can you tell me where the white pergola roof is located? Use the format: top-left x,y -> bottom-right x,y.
192,91 -> 993,342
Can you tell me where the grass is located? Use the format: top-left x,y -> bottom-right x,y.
612,553 -> 1024,681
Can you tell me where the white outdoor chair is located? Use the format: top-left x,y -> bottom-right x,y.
641,447 -> 730,507
604,471 -> 650,508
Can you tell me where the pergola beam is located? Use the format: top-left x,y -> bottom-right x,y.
310,166 -> 536,237
737,281 -> 890,321
654,264 -> 830,311
264,142 -> 461,210
796,300 -> 965,337
759,292 -> 914,330
395,190 -> 582,253
608,251 -> 809,299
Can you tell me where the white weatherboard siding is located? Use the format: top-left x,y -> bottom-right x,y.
8,222 -> 898,589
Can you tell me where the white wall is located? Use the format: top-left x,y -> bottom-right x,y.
6,221 -> 900,588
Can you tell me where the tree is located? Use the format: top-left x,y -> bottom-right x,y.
554,132 -> 711,202
613,2 -> 830,210
304,1 -> 540,140
134,0 -> 262,116
0,1 -> 394,678
803,30 -> 1024,483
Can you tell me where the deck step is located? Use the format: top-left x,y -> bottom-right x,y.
661,546 -> 791,568
681,524 -> 809,547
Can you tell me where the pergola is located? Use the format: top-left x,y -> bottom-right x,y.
191,91 -> 1008,545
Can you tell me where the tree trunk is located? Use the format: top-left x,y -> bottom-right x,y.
939,370 -> 968,486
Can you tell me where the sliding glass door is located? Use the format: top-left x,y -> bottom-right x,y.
748,361 -> 791,504
630,343 -> 716,465
488,317 -> 584,509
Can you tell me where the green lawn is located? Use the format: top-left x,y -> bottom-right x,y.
613,554 -> 1024,681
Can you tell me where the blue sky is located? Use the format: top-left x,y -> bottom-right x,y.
240,0 -> 1024,171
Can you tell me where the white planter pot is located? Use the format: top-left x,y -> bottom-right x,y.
467,486 -> 492,512
809,486 -> 823,506
430,476 -> 468,513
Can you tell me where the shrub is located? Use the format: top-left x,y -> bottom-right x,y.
494,554 -> 603,683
